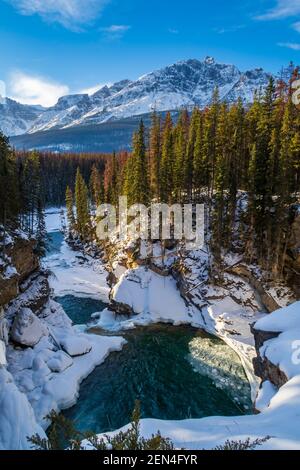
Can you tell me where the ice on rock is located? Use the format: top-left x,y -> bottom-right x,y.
0,317 -> 9,346
0,341 -> 6,366
11,308 -> 48,347
47,351 -> 73,373
95,309 -> 117,329
60,335 -> 92,357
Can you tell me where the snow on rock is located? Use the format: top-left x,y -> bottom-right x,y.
6,300 -> 126,433
11,308 -> 48,347
11,57 -> 271,137
0,316 -> 9,345
47,351 -> 73,373
112,267 -> 189,323
60,335 -> 92,357
255,380 -> 277,413
260,329 -> 300,380
255,301 -> 300,333
0,367 -> 46,450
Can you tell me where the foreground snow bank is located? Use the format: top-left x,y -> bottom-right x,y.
0,368 -> 46,450
7,300 -> 126,430
2,297 -> 126,449
96,266 -> 264,399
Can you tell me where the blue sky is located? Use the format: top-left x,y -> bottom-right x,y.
0,0 -> 300,106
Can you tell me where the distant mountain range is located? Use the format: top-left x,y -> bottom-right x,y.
1,57 -> 272,152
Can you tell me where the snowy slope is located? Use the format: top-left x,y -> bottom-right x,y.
1,58 -> 271,137
0,97 -> 45,136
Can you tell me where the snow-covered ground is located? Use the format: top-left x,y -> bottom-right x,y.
0,209 -> 125,450
90,247 -> 300,450
92,266 -> 264,400
6,300 -> 125,431
95,299 -> 300,450
45,208 -> 109,300
2,207 -> 299,450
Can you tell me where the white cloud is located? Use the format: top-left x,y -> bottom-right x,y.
102,25 -> 130,33
9,71 -> 69,107
100,24 -> 131,39
168,28 -> 179,34
292,21 -> 300,32
256,0 -> 300,20
80,82 -> 112,95
278,42 -> 300,50
214,24 -> 245,34
0,80 -> 6,98
6,0 -> 110,30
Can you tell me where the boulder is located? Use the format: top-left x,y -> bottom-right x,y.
11,308 -> 47,347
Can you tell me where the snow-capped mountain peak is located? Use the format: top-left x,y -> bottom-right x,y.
1,57 -> 272,136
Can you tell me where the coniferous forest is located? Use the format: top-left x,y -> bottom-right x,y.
1,72 -> 300,282
66,75 -> 300,284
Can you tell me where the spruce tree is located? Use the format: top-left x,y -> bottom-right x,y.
130,121 -> 149,205
75,168 -> 91,241
160,112 -> 174,203
149,111 -> 161,201
66,186 -> 75,232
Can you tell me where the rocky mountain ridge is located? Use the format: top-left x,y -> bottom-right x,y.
1,57 -> 272,137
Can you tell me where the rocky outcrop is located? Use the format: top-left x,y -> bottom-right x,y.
0,275 -> 19,309
251,324 -> 288,389
11,308 -> 48,347
10,238 -> 39,282
109,298 -> 133,316
228,265 -> 280,312
0,235 -> 39,308
286,210 -> 300,297
4,271 -> 51,322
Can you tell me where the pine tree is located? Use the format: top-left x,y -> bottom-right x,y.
149,111 -> 161,200
89,164 -> 104,208
75,168 -> 91,241
160,112 -> 174,203
66,186 -> 75,233
0,132 -> 20,229
185,108 -> 199,201
193,109 -> 205,200
35,197 -> 47,257
130,121 -> 149,205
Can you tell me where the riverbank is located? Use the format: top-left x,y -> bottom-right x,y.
1,208 -> 299,450
0,213 -> 126,450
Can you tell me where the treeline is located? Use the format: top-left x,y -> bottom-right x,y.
16,151 -> 115,206
0,133 -> 45,255
67,73 -> 300,281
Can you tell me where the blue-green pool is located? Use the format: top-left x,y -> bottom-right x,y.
62,325 -> 252,435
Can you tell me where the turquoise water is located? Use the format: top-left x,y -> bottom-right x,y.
46,231 -> 65,255
63,325 -> 252,435
46,227 -> 252,436
56,295 -> 106,325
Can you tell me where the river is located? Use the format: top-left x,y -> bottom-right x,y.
45,222 -> 252,435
